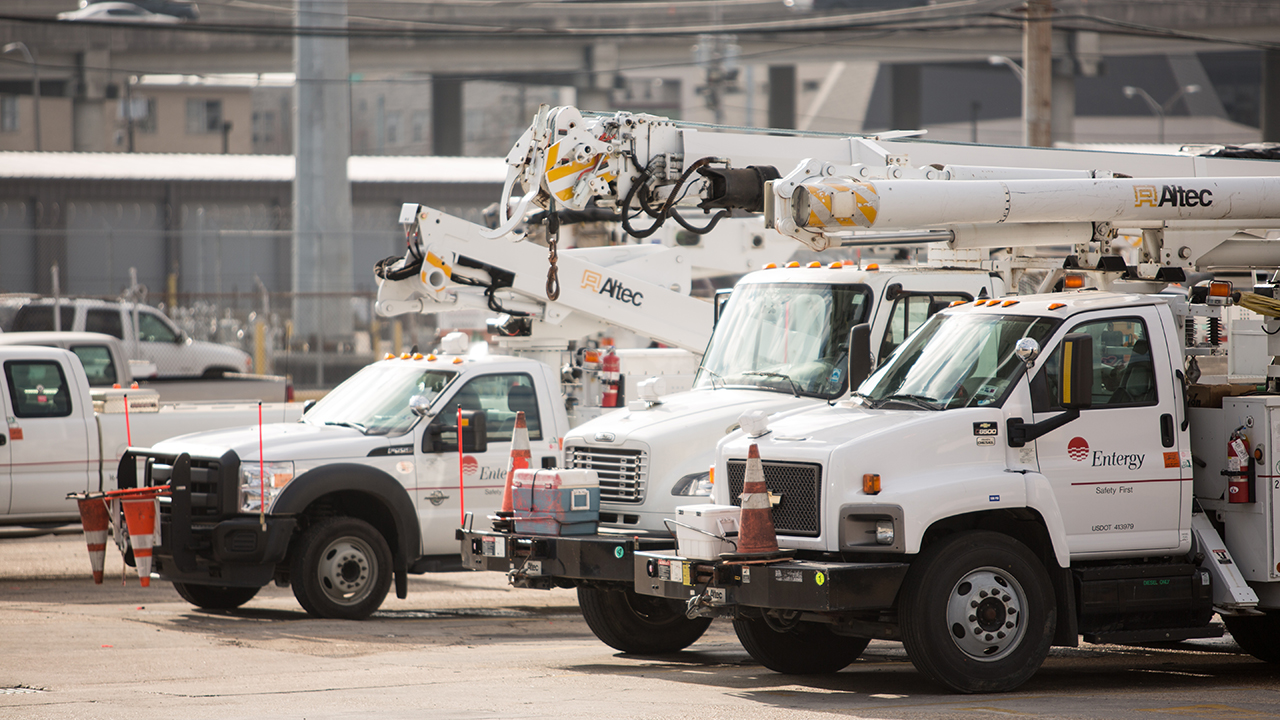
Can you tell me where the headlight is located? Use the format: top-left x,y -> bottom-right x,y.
671,470 -> 713,497
239,461 -> 295,513
875,519 -> 895,545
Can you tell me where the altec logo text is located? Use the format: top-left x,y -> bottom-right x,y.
1133,184 -> 1213,208
581,270 -> 644,306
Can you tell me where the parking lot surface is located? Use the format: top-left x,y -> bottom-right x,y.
2,533 -> 1280,720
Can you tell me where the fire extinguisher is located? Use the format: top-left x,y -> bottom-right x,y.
1226,427 -> 1254,503
601,351 -> 620,408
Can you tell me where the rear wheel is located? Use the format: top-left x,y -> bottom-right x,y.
172,582 -> 259,610
899,531 -> 1055,693
1224,612 -> 1280,663
577,587 -> 712,654
290,517 -> 392,620
734,615 -> 869,674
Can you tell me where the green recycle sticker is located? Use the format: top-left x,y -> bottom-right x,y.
614,546 -> 625,559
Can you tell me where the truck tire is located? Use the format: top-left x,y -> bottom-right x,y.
733,615 -> 870,674
290,517 -> 392,620
577,587 -> 711,654
172,582 -> 260,611
1224,612 -> 1280,663
898,530 -> 1055,693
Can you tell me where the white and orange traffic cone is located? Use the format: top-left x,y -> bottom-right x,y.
71,493 -> 110,584
494,411 -> 532,532
725,444 -> 791,562
119,496 -> 159,587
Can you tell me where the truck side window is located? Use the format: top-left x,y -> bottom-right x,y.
429,373 -> 542,452
11,305 -> 75,333
137,312 -> 179,343
878,293 -> 973,363
70,345 -> 118,387
85,309 -> 125,339
1032,316 -> 1157,412
4,360 -> 73,418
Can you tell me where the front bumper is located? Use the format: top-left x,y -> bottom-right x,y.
634,550 -> 909,613
460,528 -> 676,589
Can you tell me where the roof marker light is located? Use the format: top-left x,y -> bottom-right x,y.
866,263 -> 879,271
452,357 -> 463,364
786,261 -> 801,268
808,261 -> 822,268
1048,303 -> 1066,310
412,353 -> 424,360
383,353 -> 395,360
829,261 -> 843,269
400,352 -> 411,360
1063,275 -> 1085,289
426,354 -> 437,361
763,262 -> 778,269
1002,300 -> 1019,307
949,300 -> 967,307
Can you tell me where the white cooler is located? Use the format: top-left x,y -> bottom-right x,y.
672,504 -> 741,560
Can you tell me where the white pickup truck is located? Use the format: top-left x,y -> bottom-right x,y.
0,345 -> 302,529
123,336 -> 570,618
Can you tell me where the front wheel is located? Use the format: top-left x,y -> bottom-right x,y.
1223,612 -> 1280,663
734,615 -> 869,674
577,587 -> 712,654
173,582 -> 259,610
290,517 -> 393,620
898,531 -> 1055,693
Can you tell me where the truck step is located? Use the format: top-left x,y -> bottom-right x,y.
1083,625 -> 1224,645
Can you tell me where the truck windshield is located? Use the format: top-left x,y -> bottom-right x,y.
860,312 -> 1059,410
695,282 -> 872,399
304,364 -> 456,436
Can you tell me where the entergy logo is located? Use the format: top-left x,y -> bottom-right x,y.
461,455 -> 479,476
1067,437 -> 1089,462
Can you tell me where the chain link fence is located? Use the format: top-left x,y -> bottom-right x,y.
0,211 -> 491,392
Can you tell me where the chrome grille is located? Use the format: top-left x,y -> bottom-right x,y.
726,459 -> 821,537
566,445 -> 647,503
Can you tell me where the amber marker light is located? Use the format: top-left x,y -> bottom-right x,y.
1048,303 -> 1066,310
1063,275 -> 1085,289
863,473 -> 881,494
763,262 -> 778,269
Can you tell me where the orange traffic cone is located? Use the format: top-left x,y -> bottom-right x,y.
72,494 -> 110,584
493,411 -> 532,532
724,444 -> 792,562
120,497 -> 159,587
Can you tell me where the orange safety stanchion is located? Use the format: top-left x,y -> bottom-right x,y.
721,444 -> 793,563
119,496 -> 158,587
493,411 -> 531,532
69,493 -> 110,584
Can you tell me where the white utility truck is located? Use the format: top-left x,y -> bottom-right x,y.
0,345 -> 302,530
121,207 -> 720,619
621,149 -> 1280,692
449,105 -> 1280,655
374,202 -> 1007,650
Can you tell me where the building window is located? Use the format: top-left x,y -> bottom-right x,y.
186,98 -> 223,134
120,97 -> 157,133
411,112 -> 426,143
1,96 -> 18,132
253,110 -> 275,144
386,112 -> 400,145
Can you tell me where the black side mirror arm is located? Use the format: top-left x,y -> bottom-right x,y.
1007,409 -> 1080,448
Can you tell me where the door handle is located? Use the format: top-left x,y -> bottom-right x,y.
1160,413 -> 1175,448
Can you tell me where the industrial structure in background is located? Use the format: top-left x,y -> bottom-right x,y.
0,0 -> 1278,391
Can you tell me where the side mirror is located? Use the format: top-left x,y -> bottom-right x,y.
408,394 -> 433,418
301,399 -> 317,414
1059,332 -> 1094,410
423,409 -> 487,454
846,323 -> 873,391
713,288 -> 733,327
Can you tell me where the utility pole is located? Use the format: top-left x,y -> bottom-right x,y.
293,0 -> 354,354
1022,0 -> 1052,147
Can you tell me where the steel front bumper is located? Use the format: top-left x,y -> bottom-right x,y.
459,528 -> 676,589
634,550 -> 909,612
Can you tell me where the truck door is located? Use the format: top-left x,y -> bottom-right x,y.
133,309 -> 192,377
3,359 -> 91,517
415,372 -> 551,554
1030,307 -> 1184,555
0,382 -> 10,515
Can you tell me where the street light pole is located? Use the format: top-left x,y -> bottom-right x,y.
2,42 -> 40,151
1122,84 -> 1201,144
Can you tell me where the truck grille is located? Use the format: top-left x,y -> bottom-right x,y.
726,459 -> 821,537
566,446 -> 647,503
